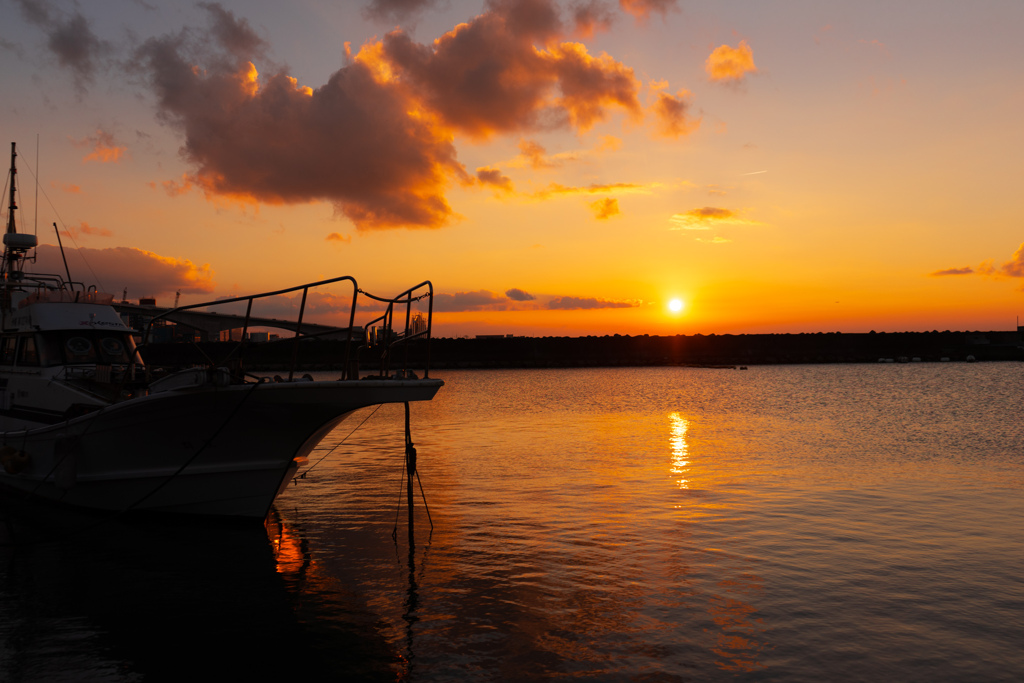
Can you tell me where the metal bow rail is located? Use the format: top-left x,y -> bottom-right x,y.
139,277 -> 434,382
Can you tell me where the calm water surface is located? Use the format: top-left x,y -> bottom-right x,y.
2,364 -> 1022,681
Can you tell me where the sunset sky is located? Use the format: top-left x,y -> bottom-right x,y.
1,0 -> 1022,337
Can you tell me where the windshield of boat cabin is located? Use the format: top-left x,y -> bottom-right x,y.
34,331 -> 140,366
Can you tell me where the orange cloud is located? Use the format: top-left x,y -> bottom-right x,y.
670,206 -> 760,230
929,267 -> 973,276
518,140 -> 561,169
325,232 -> 352,244
35,245 -> 213,297
131,2 -> 671,230
572,0 -> 614,37
547,296 -> 638,309
75,129 -> 127,163
590,197 -> 620,219
475,167 -> 515,193
543,42 -> 642,130
506,287 -> 536,301
934,244 -> 1024,281
533,181 -> 651,198
1001,244 -> 1024,277
619,0 -> 677,22
705,40 -> 757,83
53,182 -> 81,194
60,222 -> 113,240
380,5 -> 640,139
652,89 -> 699,138
160,175 -> 194,197
136,5 -> 462,231
434,290 -> 509,312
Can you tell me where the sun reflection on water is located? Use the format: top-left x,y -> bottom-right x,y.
669,411 -> 691,489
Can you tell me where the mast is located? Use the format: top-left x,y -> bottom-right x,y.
5,142 -> 16,237
2,142 -> 38,284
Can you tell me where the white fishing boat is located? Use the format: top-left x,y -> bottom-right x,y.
0,143 -> 442,520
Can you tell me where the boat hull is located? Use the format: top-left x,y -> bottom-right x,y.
0,378 -> 442,519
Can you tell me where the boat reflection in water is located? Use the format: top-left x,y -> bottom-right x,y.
0,509 -> 406,681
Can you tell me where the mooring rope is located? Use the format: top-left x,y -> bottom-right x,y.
292,403 -> 384,483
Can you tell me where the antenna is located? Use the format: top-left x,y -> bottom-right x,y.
34,134 -> 39,237
53,222 -> 73,286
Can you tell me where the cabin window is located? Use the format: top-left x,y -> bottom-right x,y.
97,335 -> 130,364
37,334 -> 64,367
17,336 -> 39,367
63,335 -> 97,363
46,332 -> 139,366
0,336 -> 15,365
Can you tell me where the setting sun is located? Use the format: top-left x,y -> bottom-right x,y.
668,299 -> 685,313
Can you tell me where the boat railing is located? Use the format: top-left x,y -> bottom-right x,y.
139,276 -> 357,382
1,271 -> 96,301
137,277 -> 434,383
357,281 -> 434,379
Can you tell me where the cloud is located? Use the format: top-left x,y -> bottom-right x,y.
14,0 -> 110,89
511,139 -> 585,169
475,167 -> 515,192
433,289 -> 509,312
34,245 -> 214,297
929,267 -> 973,276
545,41 -> 642,130
160,175 -> 195,198
571,0 -> 615,37
134,5 -> 463,230
54,182 -> 82,194
363,0 -> 438,22
1000,244 -> 1024,277
518,139 -> 562,169
380,1 -> 641,139
74,129 -> 127,163
705,40 -> 757,83
590,197 -> 619,219
505,287 -> 536,301
619,0 -> 677,22
651,90 -> 699,138
936,244 -> 1024,281
60,222 -> 114,240
326,232 -> 352,244
533,181 -> 651,198
30,1 -> 684,231
669,206 -> 759,230
547,295 -> 638,309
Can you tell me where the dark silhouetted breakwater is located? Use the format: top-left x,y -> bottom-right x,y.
428,330 -> 1024,368
141,330 -> 1024,371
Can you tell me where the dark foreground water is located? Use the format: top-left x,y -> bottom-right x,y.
1,365 -> 1022,681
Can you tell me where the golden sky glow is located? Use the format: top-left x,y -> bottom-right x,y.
2,1 -> 1023,336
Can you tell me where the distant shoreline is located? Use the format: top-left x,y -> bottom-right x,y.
142,329 -> 1024,371
425,330 -> 1024,368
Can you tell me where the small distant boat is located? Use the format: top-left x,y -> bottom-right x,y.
0,143 -> 442,520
